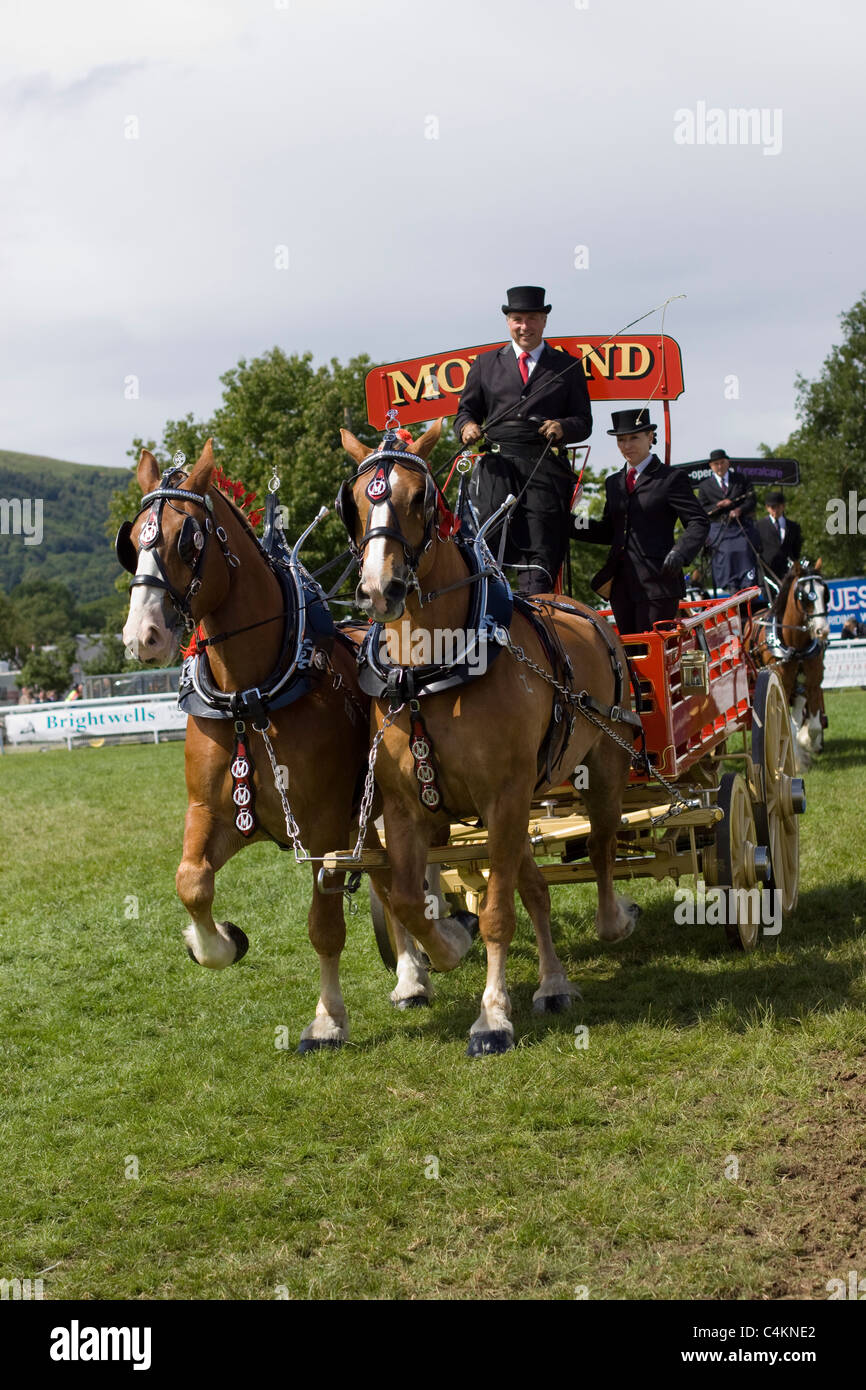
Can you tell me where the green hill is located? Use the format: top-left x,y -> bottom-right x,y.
0,449 -> 132,603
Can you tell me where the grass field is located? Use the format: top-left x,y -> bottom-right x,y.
1,691 -> 864,1301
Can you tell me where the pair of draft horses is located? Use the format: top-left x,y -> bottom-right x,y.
119,428 -> 638,1055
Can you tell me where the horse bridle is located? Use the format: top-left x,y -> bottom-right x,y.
795,571 -> 828,613
336,448 -> 438,572
115,467 -> 238,624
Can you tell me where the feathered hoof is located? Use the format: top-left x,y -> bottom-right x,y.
532,993 -> 573,1015
453,910 -> 480,939
394,995 -> 431,1010
297,1037 -> 343,1054
224,922 -> 249,962
466,1030 -> 514,1057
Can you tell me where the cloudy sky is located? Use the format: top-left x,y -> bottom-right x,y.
2,0 -> 864,473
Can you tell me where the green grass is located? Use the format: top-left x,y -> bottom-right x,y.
1,693 -> 865,1300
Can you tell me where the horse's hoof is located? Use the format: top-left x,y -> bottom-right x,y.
186,946 -> 200,965
532,993 -> 573,1015
394,995 -> 431,1010
297,1038 -> 343,1054
466,1030 -> 513,1057
453,910 -> 480,939
224,922 -> 249,962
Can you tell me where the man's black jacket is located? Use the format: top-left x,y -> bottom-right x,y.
756,515 -> 802,576
697,468 -> 757,521
454,342 -> 592,450
577,455 -> 709,598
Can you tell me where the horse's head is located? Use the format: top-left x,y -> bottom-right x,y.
337,419 -> 444,620
117,439 -> 231,662
793,558 -> 830,644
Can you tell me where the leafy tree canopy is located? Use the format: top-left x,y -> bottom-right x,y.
761,291 -> 866,576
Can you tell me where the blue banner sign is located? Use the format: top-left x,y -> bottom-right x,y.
827,577 -> 866,636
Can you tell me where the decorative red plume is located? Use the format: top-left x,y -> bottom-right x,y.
213,464 -> 262,529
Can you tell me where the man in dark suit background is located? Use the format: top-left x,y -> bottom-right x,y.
756,487 -> 802,581
573,408 -> 709,634
697,448 -> 761,593
454,285 -> 591,595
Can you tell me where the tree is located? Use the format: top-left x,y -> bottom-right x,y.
0,590 -> 23,661
11,578 -> 79,647
18,639 -> 75,696
761,291 -> 866,576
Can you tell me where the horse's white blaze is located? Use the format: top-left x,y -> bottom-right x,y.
122,551 -> 176,661
359,501 -> 398,618
183,919 -> 239,969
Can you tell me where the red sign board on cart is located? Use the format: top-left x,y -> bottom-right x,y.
364,334 -> 685,429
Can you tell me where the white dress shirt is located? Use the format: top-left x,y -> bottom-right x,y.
511,340 -> 544,377
625,452 -> 653,482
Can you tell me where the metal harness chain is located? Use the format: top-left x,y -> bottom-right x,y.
323,652 -> 368,726
494,628 -> 699,827
351,702 -> 406,860
255,723 -> 310,864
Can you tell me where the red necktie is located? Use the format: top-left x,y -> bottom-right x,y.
518,351 -> 530,385
626,467 -> 637,493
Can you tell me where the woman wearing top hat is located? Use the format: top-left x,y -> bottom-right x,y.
454,285 -> 592,596
697,449 -> 761,594
572,408 -> 709,634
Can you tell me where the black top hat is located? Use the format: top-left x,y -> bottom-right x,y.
607,408 -> 657,436
708,449 -> 730,462
502,286 -> 551,315
765,488 -> 786,504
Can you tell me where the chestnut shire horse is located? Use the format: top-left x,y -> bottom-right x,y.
118,440 -> 411,1049
339,421 -> 638,1055
750,560 -> 830,754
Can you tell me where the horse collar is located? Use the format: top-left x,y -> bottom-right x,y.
357,542 -> 513,702
178,562 -> 335,721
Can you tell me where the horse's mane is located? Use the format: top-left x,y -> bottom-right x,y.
176,464 -> 266,553
773,567 -> 798,617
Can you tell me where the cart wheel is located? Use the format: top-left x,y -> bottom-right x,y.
369,883 -> 397,973
714,772 -> 771,951
750,668 -> 805,915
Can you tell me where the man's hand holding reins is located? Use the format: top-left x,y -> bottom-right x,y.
538,419 -> 563,442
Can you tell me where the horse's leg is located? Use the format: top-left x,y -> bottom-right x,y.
178,808 -> 249,967
581,738 -> 637,943
391,918 -> 434,1008
465,803 -> 533,1056
516,842 -> 579,1013
364,818 -> 433,1007
298,865 -> 350,1051
804,658 -> 825,753
383,810 -> 475,973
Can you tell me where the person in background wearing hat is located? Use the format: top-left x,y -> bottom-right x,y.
454,285 -> 591,596
756,488 -> 802,580
572,409 -> 709,633
697,449 -> 761,594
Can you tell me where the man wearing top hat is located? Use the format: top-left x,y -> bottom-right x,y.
454,285 -> 592,596
572,408 -> 709,634
756,488 -> 802,580
697,449 -> 761,594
